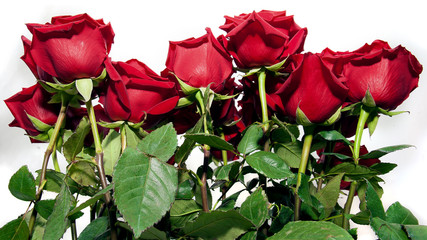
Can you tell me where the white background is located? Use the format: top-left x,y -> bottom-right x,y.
1,0 -> 426,239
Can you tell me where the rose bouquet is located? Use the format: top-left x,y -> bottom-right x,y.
1,10 -> 425,240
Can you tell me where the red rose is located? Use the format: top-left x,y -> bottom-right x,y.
100,59 -> 179,128
22,13 -> 114,83
321,40 -> 423,110
5,83 -> 59,142
275,53 -> 348,124
163,28 -> 234,94
220,10 -> 307,68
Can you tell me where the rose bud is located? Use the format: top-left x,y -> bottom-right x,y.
220,10 -> 307,68
163,28 -> 234,94
275,53 -> 348,125
5,83 -> 59,142
322,40 -> 423,110
22,13 -> 114,83
100,59 -> 179,129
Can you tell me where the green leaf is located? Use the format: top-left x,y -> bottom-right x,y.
77,216 -> 109,240
185,133 -> 234,151
240,188 -> 269,228
269,206 -> 294,234
366,181 -> 386,220
370,162 -> 397,175
27,114 -> 52,132
214,161 -> 240,181
0,217 -> 29,240
237,124 -> 263,155
271,125 -> 300,144
35,170 -> 79,194
139,227 -> 168,240
274,142 -> 303,168
113,147 -> 178,238
68,161 -> 97,186
314,173 -> 344,218
8,165 -> 36,201
360,145 -> 414,159
370,217 -> 409,240
67,184 -> 113,217
246,151 -> 294,179
102,129 -> 122,176
217,190 -> 243,211
317,130 -> 351,145
75,78 -> 93,102
404,225 -> 427,240
240,231 -> 257,240
176,179 -> 193,199
63,117 -> 90,162
386,202 -> 418,225
35,199 -> 56,220
268,221 -> 353,240
320,152 -> 353,161
175,117 -> 203,165
43,184 -> 72,240
138,123 -> 177,162
328,162 -> 378,180
124,124 -> 142,149
183,210 -> 254,240
170,200 -> 202,217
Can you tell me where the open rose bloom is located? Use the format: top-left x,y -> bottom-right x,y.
2,10 -> 426,240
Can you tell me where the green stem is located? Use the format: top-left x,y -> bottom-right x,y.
342,106 -> 371,229
52,144 -> 61,172
120,125 -> 127,153
353,107 -> 371,164
29,102 -> 67,238
342,181 -> 358,230
85,100 -> 117,240
195,90 -> 210,212
294,126 -> 315,221
220,131 -> 228,166
257,70 -> 269,132
70,220 -> 78,240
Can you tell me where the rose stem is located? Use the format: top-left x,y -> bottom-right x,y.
294,126 -> 315,221
342,106 -> 370,229
120,124 -> 127,153
28,101 -> 67,237
257,70 -> 269,132
85,100 -> 117,240
195,91 -> 210,212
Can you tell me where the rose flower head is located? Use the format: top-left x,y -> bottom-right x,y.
100,59 -> 179,129
220,10 -> 307,69
163,28 -> 234,94
21,13 -> 114,83
322,40 -> 423,110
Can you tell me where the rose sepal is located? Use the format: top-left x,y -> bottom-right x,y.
26,113 -> 53,132
265,57 -> 288,72
98,120 -> 126,129
173,73 -> 200,96
296,106 -> 342,127
362,89 -> 376,108
176,96 -> 196,109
